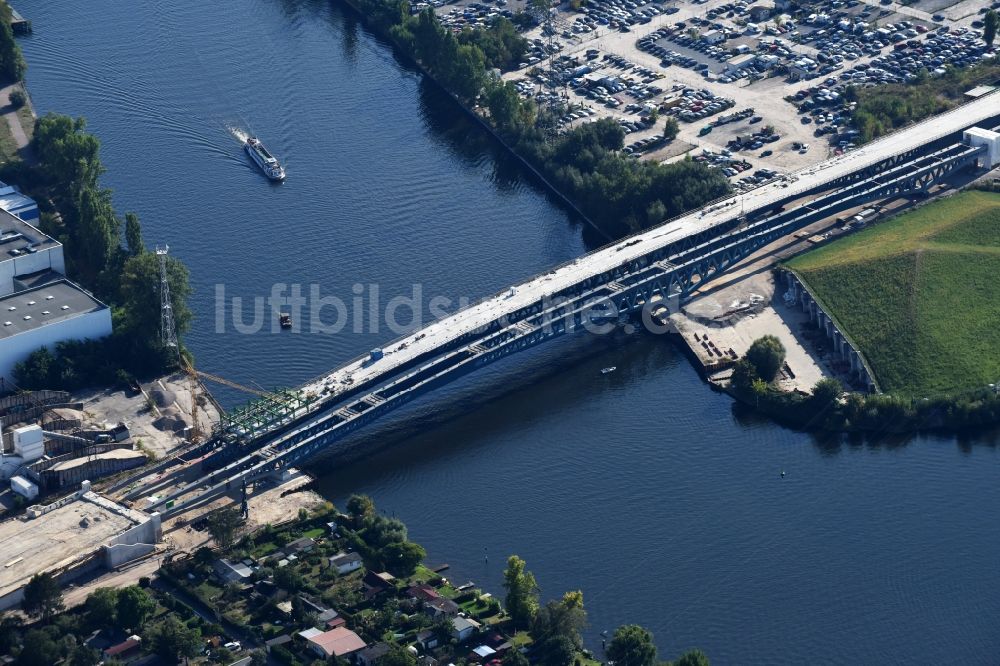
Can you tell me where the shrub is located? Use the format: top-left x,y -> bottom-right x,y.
9,88 -> 25,108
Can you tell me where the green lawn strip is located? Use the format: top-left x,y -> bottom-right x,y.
786,191 -> 1000,271
912,250 -> 1000,395
786,191 -> 1000,396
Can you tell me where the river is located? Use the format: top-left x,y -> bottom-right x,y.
17,0 -> 1000,662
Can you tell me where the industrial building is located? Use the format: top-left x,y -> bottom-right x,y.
0,210 -> 65,297
0,481 -> 161,610
0,182 -> 39,224
0,279 -> 113,384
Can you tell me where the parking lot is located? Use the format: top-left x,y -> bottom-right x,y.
493,0 -> 997,178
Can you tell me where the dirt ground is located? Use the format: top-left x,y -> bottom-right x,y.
166,475 -> 324,553
74,372 -> 222,461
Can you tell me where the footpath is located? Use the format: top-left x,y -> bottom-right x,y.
0,81 -> 33,161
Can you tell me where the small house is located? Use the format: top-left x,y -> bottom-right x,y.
425,597 -> 460,618
305,627 -> 367,659
285,537 -> 315,554
357,642 -> 392,666
725,53 -> 757,73
363,570 -> 396,596
452,616 -> 481,642
415,629 -> 440,651
213,558 -> 253,584
407,583 -> 441,603
265,634 -> 292,653
103,636 -> 141,662
328,551 -> 364,575
702,29 -> 725,44
749,0 -> 775,21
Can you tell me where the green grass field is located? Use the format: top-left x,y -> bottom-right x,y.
786,190 -> 1000,397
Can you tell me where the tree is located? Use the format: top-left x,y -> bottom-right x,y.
22,573 -> 63,621
32,114 -> 103,193
811,377 -> 843,408
118,250 -> 193,347
124,212 -> 145,257
206,506 -> 243,551
116,586 -> 155,631
984,9 -> 998,46
68,645 -> 101,666
503,555 -> 539,629
361,515 -> 408,549
347,494 -> 375,521
663,117 -> 680,141
8,88 -> 24,108
751,377 -> 769,407
145,615 -> 201,661
501,649 -> 530,666
85,587 -> 119,629
729,357 -> 757,391
607,625 -> 657,666
539,635 -> 576,666
0,1 -> 25,82
0,614 -> 22,654
532,590 -> 586,649
672,649 -> 710,666
16,629 -> 59,666
273,564 -> 304,593
378,645 -> 418,666
383,541 -> 426,577
744,335 -> 786,382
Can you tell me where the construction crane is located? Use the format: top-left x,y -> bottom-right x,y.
189,367 -> 272,398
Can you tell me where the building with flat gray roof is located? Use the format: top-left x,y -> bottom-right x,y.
0,279 -> 112,383
0,483 -> 161,610
0,209 -> 64,297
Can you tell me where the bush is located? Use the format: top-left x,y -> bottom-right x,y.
745,335 -> 786,382
8,88 -> 25,108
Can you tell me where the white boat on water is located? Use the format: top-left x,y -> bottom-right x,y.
244,136 -> 286,181
601,366 -> 616,374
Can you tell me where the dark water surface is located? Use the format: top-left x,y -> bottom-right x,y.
19,1 -> 1000,662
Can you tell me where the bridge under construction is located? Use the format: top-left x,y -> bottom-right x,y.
125,92 -> 1000,519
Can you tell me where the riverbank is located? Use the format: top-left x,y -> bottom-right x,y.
338,0 -> 610,238
337,0 -> 729,238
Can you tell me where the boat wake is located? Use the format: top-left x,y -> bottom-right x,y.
227,125 -> 250,144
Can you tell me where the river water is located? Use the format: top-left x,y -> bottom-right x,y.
18,0 -> 1000,662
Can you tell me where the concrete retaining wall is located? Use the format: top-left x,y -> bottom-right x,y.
782,270 -> 879,392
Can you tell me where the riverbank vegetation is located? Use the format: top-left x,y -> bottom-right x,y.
730,335 -> 1000,432
0,0 -> 25,83
848,61 -> 1000,143
352,0 -> 729,235
8,114 -> 193,390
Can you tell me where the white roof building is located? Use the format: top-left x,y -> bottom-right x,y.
0,279 -> 112,384
0,210 -> 64,297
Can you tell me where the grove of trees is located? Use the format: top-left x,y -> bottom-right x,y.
12,113 -> 194,390
354,0 -> 730,236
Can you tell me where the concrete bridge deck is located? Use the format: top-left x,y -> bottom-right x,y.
295,90 -> 1000,407
140,91 -> 1000,516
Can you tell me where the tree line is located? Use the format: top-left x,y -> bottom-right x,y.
352,0 -> 730,236
10,113 -> 192,390
503,553 -> 709,666
0,0 -> 25,83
